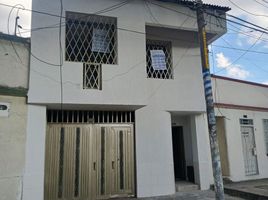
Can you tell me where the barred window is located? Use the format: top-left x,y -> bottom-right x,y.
65,12 -> 117,64
83,64 -> 101,90
146,40 -> 173,79
263,119 -> 268,155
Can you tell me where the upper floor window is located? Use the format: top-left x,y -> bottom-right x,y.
65,12 -> 117,64
263,119 -> 268,156
146,39 -> 173,79
83,63 -> 101,90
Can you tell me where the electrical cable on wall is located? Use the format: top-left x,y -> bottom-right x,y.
4,0 -> 268,85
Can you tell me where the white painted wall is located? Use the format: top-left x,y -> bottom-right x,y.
212,77 -> 268,108
190,114 -> 213,189
0,38 -> 29,88
0,95 -> 27,200
28,0 -> 226,111
135,106 -> 175,197
23,105 -> 47,200
23,1 -> 227,199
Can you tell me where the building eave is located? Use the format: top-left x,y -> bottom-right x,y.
156,0 -> 231,12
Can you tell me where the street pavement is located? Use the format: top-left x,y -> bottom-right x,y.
116,190 -> 244,200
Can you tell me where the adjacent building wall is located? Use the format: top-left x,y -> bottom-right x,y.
212,76 -> 268,181
0,34 -> 29,200
0,34 -> 29,88
0,95 -> 27,200
215,108 -> 268,181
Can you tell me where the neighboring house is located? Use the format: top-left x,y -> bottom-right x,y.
212,75 -> 268,183
0,33 -> 30,200
23,1 -> 229,200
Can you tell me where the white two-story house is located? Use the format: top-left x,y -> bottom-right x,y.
23,0 -> 229,199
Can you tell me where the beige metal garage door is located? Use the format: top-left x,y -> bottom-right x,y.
44,124 -> 135,200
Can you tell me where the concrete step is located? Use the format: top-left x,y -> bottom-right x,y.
224,184 -> 268,200
175,181 -> 199,192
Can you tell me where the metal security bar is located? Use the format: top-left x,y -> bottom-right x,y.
263,119 -> 268,155
240,118 -> 253,125
146,39 -> 173,79
65,12 -> 117,64
83,64 -> 101,89
47,110 -> 135,124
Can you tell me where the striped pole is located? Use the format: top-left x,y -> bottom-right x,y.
196,0 -> 225,199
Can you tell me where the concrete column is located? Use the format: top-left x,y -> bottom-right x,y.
135,106 -> 175,197
190,113 -> 213,189
23,105 -> 47,200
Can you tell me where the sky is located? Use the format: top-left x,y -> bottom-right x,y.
0,0 -> 268,84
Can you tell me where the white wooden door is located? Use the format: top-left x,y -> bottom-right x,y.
241,126 -> 258,176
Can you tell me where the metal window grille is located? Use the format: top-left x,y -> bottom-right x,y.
146,39 -> 173,79
47,110 -> 135,124
263,119 -> 268,155
83,63 -> 101,89
65,12 -> 117,64
240,118 -> 253,125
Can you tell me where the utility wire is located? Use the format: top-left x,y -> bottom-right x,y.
251,0 -> 268,9
215,32 -> 264,74
59,0 -> 64,120
212,44 -> 268,54
3,0 -> 268,36
227,21 -> 268,43
227,0 -> 268,18
4,1 -> 132,35
5,1 -> 268,76
10,1 -> 133,67
227,13 -> 268,32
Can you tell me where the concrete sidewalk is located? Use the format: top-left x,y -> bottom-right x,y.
224,179 -> 268,200
116,190 -> 244,199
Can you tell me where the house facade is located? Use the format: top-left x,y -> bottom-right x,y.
23,0 -> 229,200
212,75 -> 268,182
0,33 -> 30,200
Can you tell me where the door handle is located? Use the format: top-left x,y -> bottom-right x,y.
93,162 -> 96,170
112,161 -> 115,169
252,147 -> 257,156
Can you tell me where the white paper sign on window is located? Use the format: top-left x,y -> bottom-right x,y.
92,28 -> 110,53
150,50 -> 166,70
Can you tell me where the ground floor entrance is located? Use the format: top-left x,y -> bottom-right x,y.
172,126 -> 195,184
44,113 -> 135,200
172,126 -> 186,181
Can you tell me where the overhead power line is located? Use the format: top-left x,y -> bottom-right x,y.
227,13 -> 268,32
4,0 -> 268,69
212,44 -> 268,54
227,0 -> 268,18
2,0 -> 268,36
252,0 -> 268,9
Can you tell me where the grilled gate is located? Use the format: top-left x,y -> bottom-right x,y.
44,124 -> 135,200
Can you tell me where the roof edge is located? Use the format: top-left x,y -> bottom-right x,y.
156,0 -> 231,12
211,74 -> 268,89
0,32 -> 30,44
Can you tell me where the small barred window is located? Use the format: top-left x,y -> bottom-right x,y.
263,119 -> 268,155
65,12 -> 117,64
83,64 -> 101,90
146,40 -> 173,79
